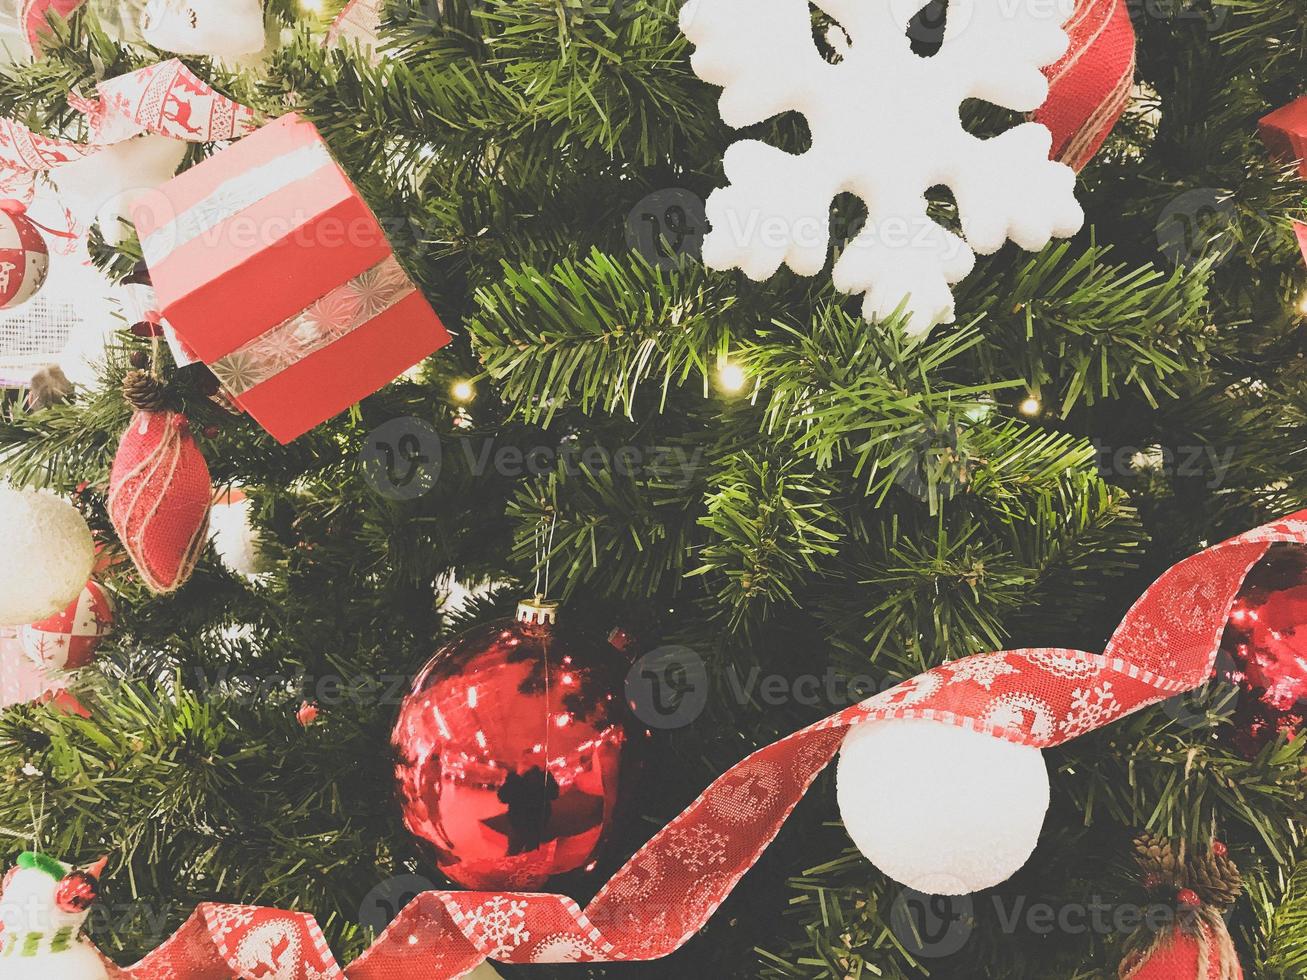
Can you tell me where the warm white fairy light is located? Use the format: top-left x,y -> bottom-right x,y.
451,380 -> 475,403
300,0 -> 325,13
1019,395 -> 1041,417
1297,293 -> 1307,317
717,361 -> 747,395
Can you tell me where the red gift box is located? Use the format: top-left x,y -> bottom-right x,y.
131,112 -> 450,443
1259,95 -> 1307,178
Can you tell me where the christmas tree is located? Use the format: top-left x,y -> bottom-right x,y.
0,1 -> 1304,978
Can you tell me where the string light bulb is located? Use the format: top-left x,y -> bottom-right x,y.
1297,292 -> 1307,317
717,360 -> 748,395
300,0 -> 326,13
1019,395 -> 1041,417
451,380 -> 475,404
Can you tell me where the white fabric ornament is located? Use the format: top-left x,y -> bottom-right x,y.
837,717 -> 1049,894
141,0 -> 266,58
0,487 -> 95,627
680,0 -> 1084,335
50,134 -> 187,247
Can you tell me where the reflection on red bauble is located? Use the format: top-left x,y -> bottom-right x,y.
1217,544 -> 1307,755
392,598 -> 643,890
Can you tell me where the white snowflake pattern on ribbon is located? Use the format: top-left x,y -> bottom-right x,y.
464,896 -> 531,958
1058,682 -> 1124,738
664,823 -> 730,873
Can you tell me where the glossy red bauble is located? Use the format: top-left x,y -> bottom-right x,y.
392,599 -> 642,890
1217,544 -> 1307,755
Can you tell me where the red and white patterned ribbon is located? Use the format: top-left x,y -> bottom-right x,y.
91,511 -> 1307,979
0,60 -> 255,202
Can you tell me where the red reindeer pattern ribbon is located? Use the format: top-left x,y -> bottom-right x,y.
92,511 -> 1307,979
0,60 -> 254,201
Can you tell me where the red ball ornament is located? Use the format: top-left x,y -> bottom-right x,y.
18,579 -> 114,671
392,598 -> 642,891
1176,888 -> 1202,907
1211,841 -> 1228,858
1217,544 -> 1307,755
0,200 -> 49,309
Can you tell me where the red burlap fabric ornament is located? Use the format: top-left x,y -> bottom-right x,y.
1119,910 -> 1244,980
108,411 -> 212,594
1034,0 -> 1136,171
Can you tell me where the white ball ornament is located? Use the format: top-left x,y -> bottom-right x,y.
837,718 -> 1049,895
0,488 -> 96,627
210,492 -> 264,580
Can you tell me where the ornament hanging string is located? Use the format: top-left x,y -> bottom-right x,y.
533,511 -> 559,601
96,511 -> 1307,978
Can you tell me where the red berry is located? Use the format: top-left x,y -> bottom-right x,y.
1177,888 -> 1201,907
1211,841 -> 1228,858
297,702 -> 320,727
130,320 -> 164,338
202,425 -> 220,439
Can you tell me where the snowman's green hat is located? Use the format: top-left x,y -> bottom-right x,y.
16,851 -> 68,880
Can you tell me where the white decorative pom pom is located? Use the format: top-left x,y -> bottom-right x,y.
210,493 -> 264,580
0,488 -> 95,626
837,718 -> 1049,894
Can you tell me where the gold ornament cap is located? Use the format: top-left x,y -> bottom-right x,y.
517,596 -> 560,627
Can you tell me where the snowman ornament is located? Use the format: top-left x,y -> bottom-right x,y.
0,852 -> 110,980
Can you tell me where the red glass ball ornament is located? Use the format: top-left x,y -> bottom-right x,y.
392,598 -> 642,890
1216,544 -> 1307,755
1176,888 -> 1201,908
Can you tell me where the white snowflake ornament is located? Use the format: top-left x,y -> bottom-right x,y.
681,0 -> 1086,335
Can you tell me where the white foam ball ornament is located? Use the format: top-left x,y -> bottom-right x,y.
210,492 -> 264,580
0,488 -> 95,627
837,718 -> 1049,895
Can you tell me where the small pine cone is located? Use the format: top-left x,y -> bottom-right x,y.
1134,833 -> 1184,884
1187,848 -> 1243,910
123,370 -> 169,413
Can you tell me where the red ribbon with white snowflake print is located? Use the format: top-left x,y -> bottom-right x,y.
93,511 -> 1307,979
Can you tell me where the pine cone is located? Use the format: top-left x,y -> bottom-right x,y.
1132,834 -> 1243,910
1134,833 -> 1184,886
1186,849 -> 1243,910
123,371 -> 169,413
